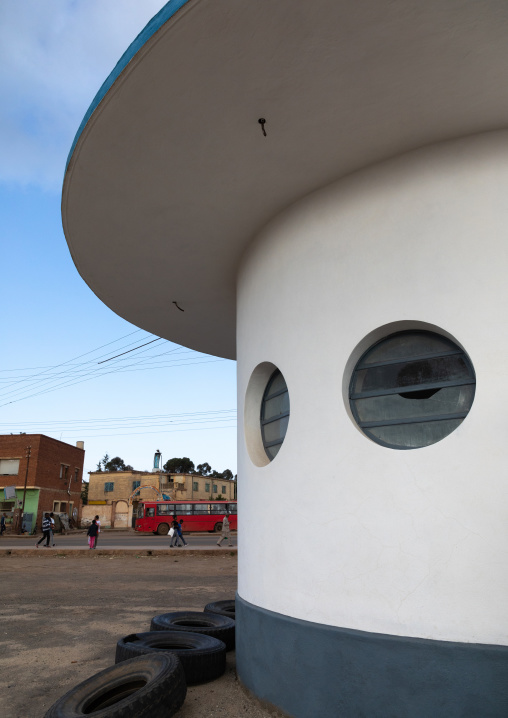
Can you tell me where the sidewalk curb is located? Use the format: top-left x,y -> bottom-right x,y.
1,548 -> 237,557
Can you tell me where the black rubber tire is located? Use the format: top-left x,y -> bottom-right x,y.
204,599 -> 236,619
115,631 -> 226,685
151,611 -> 235,651
156,522 -> 169,536
213,522 -> 223,533
44,653 -> 186,718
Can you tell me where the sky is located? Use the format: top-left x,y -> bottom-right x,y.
0,1 -> 237,479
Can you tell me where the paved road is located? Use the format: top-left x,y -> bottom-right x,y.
0,531 -> 237,550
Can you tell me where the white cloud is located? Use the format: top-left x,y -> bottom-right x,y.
0,0 -> 166,191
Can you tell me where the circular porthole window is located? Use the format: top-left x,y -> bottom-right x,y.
260,369 -> 290,460
349,330 -> 475,449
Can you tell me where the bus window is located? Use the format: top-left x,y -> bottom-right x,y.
157,504 -> 173,515
210,504 -> 226,514
227,503 -> 237,514
146,507 -> 155,517
137,505 -> 144,518
193,504 -> 209,514
178,503 -> 193,515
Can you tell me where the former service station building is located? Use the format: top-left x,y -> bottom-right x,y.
62,2 -> 508,716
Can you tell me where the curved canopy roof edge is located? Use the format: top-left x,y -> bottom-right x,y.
65,0 -> 192,171
62,0 -> 508,359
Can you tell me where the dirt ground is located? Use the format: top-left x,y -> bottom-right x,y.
0,553 -> 285,718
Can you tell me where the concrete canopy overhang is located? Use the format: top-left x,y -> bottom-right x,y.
63,0 -> 508,359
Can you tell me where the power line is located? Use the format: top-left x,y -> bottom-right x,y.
0,346 -> 194,378
0,328 -> 144,393
0,411 -> 237,434
97,338 -> 162,363
0,343 -> 194,404
0,342 -> 205,402
0,409 -> 236,427
0,358 -> 227,408
0,324 -> 232,409
0,330 -> 155,397
55,424 -> 237,439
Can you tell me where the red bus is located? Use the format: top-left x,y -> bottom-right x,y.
135,500 -> 237,535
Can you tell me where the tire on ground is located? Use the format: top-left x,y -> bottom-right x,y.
204,599 -> 235,619
151,611 -> 235,651
214,522 -> 223,532
156,522 -> 169,536
115,631 -> 226,684
44,653 -> 186,718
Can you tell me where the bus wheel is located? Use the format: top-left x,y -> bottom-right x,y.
44,653 -> 186,718
214,522 -> 223,533
157,523 -> 169,536
115,631 -> 226,685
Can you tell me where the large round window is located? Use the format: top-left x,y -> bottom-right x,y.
261,369 -> 290,460
349,330 -> 475,449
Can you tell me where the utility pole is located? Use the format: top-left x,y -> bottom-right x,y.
18,445 -> 31,535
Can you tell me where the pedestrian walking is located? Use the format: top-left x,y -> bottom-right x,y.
87,519 -> 99,549
170,517 -> 184,547
36,513 -> 52,548
94,515 -> 101,546
216,513 -> 233,547
176,518 -> 188,546
0,513 -> 6,536
49,512 -> 56,546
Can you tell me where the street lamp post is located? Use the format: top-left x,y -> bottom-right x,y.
18,445 -> 31,535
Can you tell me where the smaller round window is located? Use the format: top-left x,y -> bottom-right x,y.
261,369 -> 290,460
349,330 -> 475,449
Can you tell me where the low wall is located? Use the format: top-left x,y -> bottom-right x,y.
81,504 -> 111,528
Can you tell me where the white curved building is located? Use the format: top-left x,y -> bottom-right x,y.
63,2 -> 508,715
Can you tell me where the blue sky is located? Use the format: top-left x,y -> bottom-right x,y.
0,1 -> 237,478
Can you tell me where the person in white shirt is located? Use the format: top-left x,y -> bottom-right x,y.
94,515 -> 101,545
216,513 -> 233,547
49,512 -> 56,546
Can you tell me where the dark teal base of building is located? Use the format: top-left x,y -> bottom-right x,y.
236,594 -> 508,718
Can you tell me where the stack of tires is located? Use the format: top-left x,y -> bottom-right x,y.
44,600 -> 236,718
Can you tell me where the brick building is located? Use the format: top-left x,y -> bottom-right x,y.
0,434 -> 84,533
84,470 -> 236,528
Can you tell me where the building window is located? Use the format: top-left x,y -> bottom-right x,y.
261,368 -> 290,461
74,469 -> 79,482
60,464 -> 69,481
205,482 -> 210,492
193,481 -> 198,491
349,330 -> 476,450
213,484 -> 217,493
222,485 -> 226,494
0,459 -> 20,475
53,501 -> 60,512
132,480 -> 141,490
104,482 -> 114,492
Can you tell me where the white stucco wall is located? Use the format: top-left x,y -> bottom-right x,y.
236,130 -> 508,645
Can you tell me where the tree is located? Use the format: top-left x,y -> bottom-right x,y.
210,468 -> 233,479
103,456 -> 133,472
163,457 -> 195,474
81,481 -> 89,505
196,462 -> 212,476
